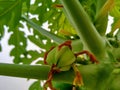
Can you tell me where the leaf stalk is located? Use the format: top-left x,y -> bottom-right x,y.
60,0 -> 106,59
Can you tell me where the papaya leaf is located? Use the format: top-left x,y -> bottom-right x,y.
0,0 -> 22,30
21,50 -> 41,64
28,0 -> 77,38
94,0 -> 114,35
112,48 -> 120,61
27,30 -> 57,58
109,0 -> 120,35
0,0 -> 30,52
8,27 -> 42,64
110,18 -> 120,34
109,74 -> 120,90
110,0 -> 120,18
0,0 -> 22,44
29,81 -> 42,90
8,28 -> 27,64
0,42 -> 1,51
79,0 -> 97,21
116,29 -> 120,41
53,82 -> 73,90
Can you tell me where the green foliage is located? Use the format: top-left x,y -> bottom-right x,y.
29,81 -> 42,90
9,28 -> 27,63
53,82 -> 73,90
0,0 -> 22,29
109,74 -> 120,90
110,0 -> 120,18
109,0 -> 120,34
0,0 -> 22,51
29,0 -> 77,38
79,0 -> 97,21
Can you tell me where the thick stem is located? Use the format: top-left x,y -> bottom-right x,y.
0,63 -> 50,80
0,63 -> 114,89
60,0 -> 106,59
0,63 -> 74,83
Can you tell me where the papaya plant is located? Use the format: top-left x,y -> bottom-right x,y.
0,0 -> 120,90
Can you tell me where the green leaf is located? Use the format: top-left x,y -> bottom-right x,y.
28,30 -> 57,50
79,0 -> 97,21
9,28 -> 27,64
28,35 -> 44,49
109,0 -> 120,35
110,18 -> 120,34
0,32 -> 3,51
29,81 -> 42,90
29,0 -> 76,38
0,0 -> 22,29
0,26 -> 4,45
24,0 -> 30,14
112,48 -> 120,61
0,0 -> 22,42
110,0 -> 120,18
94,0 -> 114,35
0,43 -> 1,51
53,82 -> 73,90
109,74 -> 120,90
116,29 -> 120,41
21,50 -> 41,64
27,30 -> 57,58
0,0 -> 30,53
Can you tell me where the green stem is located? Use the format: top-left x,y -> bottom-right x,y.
0,63 -> 74,83
0,63 -> 114,89
60,0 -> 106,59
0,63 -> 50,80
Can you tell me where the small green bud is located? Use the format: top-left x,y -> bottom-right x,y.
45,45 -> 75,71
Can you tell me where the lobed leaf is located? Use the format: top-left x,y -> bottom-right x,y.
20,50 -> 41,64
9,28 -> 27,64
28,30 -> 56,58
0,0 -> 22,30
0,0 -> 31,62
28,0 -> 77,38
0,0 -> 22,48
